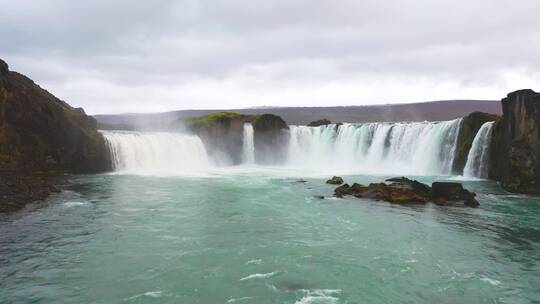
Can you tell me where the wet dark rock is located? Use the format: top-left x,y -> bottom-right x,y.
432,182 -> 479,207
490,89 -> 540,194
314,195 -> 325,200
252,114 -> 289,164
385,176 -> 432,198
334,183 -> 351,197
326,176 -> 344,185
333,178 -> 478,207
453,111 -> 499,174
307,118 -> 332,127
0,174 -> 60,212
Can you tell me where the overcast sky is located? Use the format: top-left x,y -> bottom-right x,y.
1,0 -> 539,114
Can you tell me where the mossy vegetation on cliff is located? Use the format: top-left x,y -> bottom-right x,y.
185,112 -> 251,130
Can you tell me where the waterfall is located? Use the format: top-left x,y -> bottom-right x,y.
242,123 -> 255,164
102,131 -> 210,175
463,121 -> 494,178
286,119 -> 462,175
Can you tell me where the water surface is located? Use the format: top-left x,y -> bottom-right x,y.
1,171 -> 539,303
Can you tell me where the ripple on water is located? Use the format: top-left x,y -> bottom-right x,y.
240,272 -> 276,281
295,289 -> 341,304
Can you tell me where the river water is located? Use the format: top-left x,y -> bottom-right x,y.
1,168 -> 539,303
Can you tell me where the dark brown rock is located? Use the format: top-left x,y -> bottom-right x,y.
334,183 -> 351,197
386,177 -> 432,198
490,89 -> 540,194
432,182 -> 479,207
326,176 -> 344,185
307,119 -> 332,127
333,178 -> 478,207
0,174 -> 59,212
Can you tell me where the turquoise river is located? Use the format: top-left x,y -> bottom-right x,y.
1,169 -> 540,303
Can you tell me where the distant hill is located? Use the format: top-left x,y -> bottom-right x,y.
94,99 -> 501,129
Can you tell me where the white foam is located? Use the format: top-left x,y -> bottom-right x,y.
481,277 -> 502,286
143,291 -> 162,298
240,272 -> 276,281
226,297 -> 253,303
62,201 -> 87,207
295,289 -> 341,304
245,259 -> 262,265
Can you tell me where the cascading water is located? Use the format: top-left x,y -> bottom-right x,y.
242,123 -> 255,164
286,119 -> 462,175
463,121 -> 494,178
102,131 -> 210,175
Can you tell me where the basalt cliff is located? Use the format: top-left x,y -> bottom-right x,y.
0,58 -> 110,211
490,89 -> 540,194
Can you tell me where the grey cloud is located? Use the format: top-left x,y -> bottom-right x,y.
0,0 -> 539,114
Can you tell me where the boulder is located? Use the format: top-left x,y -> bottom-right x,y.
490,89 -> 540,194
452,112 -> 499,174
334,183 -> 350,197
326,176 -> 344,185
385,177 -> 432,198
307,119 -> 332,127
333,178 -> 478,207
252,114 -> 289,164
431,182 -> 479,207
334,181 -> 428,204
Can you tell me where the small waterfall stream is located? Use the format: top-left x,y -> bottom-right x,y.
463,121 -> 494,178
242,123 -> 255,164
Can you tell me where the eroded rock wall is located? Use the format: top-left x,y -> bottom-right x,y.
490,89 -> 540,194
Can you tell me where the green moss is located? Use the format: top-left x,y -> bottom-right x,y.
184,112 -> 250,130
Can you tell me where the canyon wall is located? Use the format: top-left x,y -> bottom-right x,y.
0,58 -> 110,174
490,89 -> 540,194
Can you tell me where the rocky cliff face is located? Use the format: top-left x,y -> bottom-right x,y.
252,114 -> 289,164
490,89 -> 540,194
452,112 -> 499,174
0,58 -> 111,174
186,112 -> 250,165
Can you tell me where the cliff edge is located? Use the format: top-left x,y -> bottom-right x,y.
490,89 -> 540,194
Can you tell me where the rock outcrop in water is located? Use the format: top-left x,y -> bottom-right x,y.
185,112 -> 251,165
453,112 -> 499,174
326,176 -> 344,185
0,174 -> 60,212
252,114 -> 289,164
333,177 -> 479,207
0,58 -> 111,211
307,118 -> 332,127
490,89 -> 540,194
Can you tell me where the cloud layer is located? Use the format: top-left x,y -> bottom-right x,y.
1,0 -> 539,114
